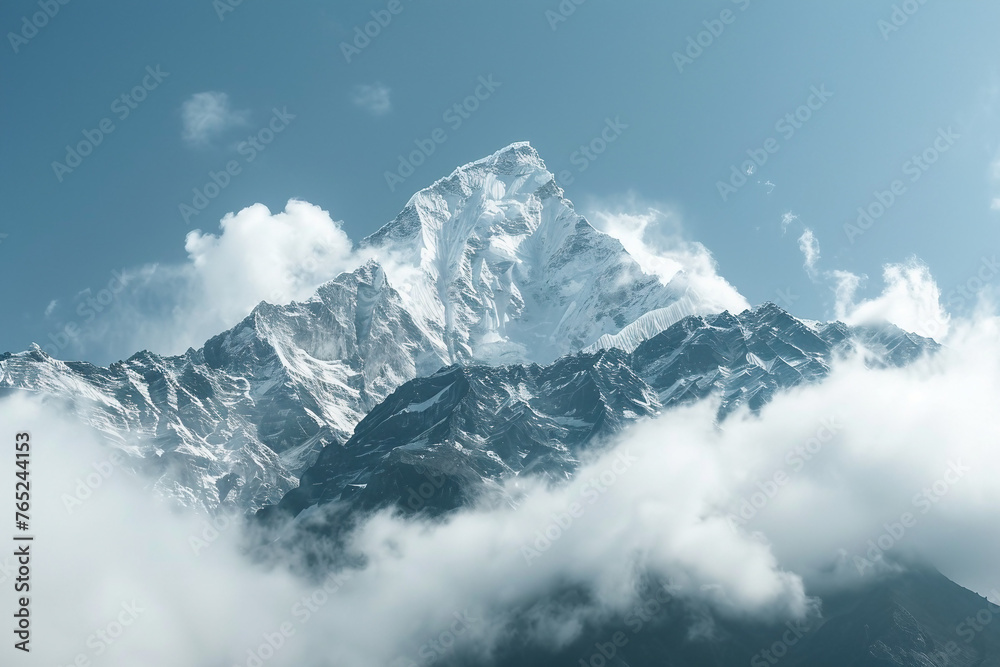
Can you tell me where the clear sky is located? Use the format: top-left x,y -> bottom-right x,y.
3,0 -> 1000,364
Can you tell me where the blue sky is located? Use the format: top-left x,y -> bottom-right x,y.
3,0 -> 1000,363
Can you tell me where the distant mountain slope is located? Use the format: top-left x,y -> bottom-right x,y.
0,262 -> 438,511
268,304 -> 935,520
485,568 -> 1000,667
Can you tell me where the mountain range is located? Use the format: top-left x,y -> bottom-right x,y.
1,142 -> 993,667
0,143 -> 739,513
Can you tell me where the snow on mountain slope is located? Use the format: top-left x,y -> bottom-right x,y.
269,303 -> 937,521
0,262 -> 443,512
362,142 -> 744,365
0,143 -> 748,513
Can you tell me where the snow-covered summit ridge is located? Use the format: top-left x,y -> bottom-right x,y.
360,141 -> 739,366
0,143 -> 747,513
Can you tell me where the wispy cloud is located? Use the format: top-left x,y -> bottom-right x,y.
798,228 -> 820,279
586,194 -> 750,316
351,82 -> 392,117
832,258 -> 949,340
181,91 -> 250,147
780,211 -> 798,234
13,299 -> 1000,665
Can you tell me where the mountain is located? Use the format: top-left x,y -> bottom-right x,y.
360,142 -> 742,365
0,143 -> 738,513
266,303 -> 935,521
483,567 -> 1000,667
0,261 -> 440,511
1,142 -> 988,667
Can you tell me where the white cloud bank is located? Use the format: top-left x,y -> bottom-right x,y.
587,200 -> 750,316
8,300 -> 1000,665
72,200 -> 362,359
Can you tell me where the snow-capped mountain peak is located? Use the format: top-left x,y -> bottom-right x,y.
362,141 -> 715,366
0,145 -> 801,514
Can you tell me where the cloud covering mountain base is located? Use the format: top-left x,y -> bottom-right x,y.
7,299 -> 1000,666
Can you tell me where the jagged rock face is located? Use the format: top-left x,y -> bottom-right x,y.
0,144 -> 938,516
361,142 -> 728,365
0,263 -> 442,513
1,142 -> 985,667
269,305 -> 936,520
0,143 -> 734,514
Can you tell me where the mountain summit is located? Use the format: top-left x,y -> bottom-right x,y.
362,141 -> 741,365
1,143 -> 745,512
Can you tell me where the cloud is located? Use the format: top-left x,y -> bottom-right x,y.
11,298 -> 1000,664
350,83 -> 392,116
781,211 -> 798,234
779,212 -> 820,278
49,193 -> 755,365
798,228 -> 820,279
181,91 -> 250,147
779,222 -> 947,339
587,197 -> 750,316
71,200 -> 364,360
0,391 -> 810,667
722,313 -> 1000,597
832,258 -> 950,340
